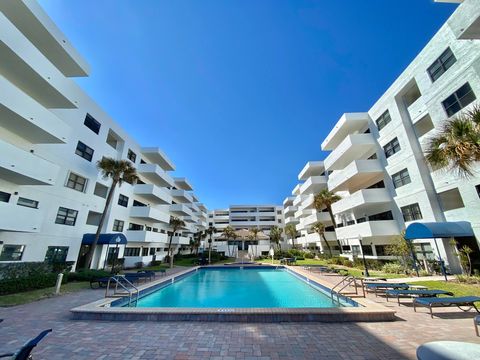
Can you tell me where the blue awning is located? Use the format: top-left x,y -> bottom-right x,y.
81,233 -> 127,245
405,221 -> 474,240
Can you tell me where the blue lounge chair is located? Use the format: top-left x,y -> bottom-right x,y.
474,315 -> 480,336
385,289 -> 454,305
0,329 -> 52,360
365,282 -> 409,297
413,296 -> 480,318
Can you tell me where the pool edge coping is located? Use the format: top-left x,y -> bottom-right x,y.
70,265 -> 396,322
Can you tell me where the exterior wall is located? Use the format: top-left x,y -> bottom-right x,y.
0,1 -> 208,270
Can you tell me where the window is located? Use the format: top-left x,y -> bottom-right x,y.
383,137 -> 401,158
44,246 -> 69,263
83,114 -> 101,134
392,168 -> 411,189
128,223 -> 144,231
124,247 -> 140,257
442,83 -> 476,117
427,47 -> 456,82
375,110 -> 392,131
0,191 -> 11,203
362,245 -> 373,256
149,248 -> 156,256
0,245 -> 25,261
133,200 -> 147,207
113,219 -> 124,232
55,207 -> 78,226
142,248 -> 149,256
401,203 -> 423,222
86,211 -> 101,226
118,194 -> 129,207
375,245 -> 388,257
127,149 -> 137,163
75,141 -> 94,162
438,188 -> 465,211
66,172 -> 87,192
17,197 -> 39,209
94,182 -> 108,198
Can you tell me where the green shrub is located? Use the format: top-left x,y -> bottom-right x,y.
0,273 -> 61,295
304,252 -> 315,259
66,269 -> 111,282
456,275 -> 480,284
381,263 -> 404,274
0,262 -> 53,280
419,270 -> 431,277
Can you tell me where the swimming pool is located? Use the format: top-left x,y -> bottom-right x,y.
130,267 -> 354,308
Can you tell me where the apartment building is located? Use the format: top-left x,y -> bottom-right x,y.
0,1 -> 207,270
285,162 -> 338,252
209,205 -> 285,258
287,0 -> 480,272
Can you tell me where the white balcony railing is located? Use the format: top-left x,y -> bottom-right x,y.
0,202 -> 42,232
335,220 -> 400,240
331,188 -> 392,215
133,184 -> 172,205
130,206 -> 170,224
327,159 -> 384,192
324,133 -> 376,171
125,230 -> 168,243
137,163 -> 174,188
407,97 -> 427,124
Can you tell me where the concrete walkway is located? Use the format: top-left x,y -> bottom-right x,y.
0,270 -> 478,359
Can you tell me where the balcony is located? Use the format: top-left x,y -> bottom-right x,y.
137,163 -> 174,187
292,184 -> 301,196
170,204 -> 193,217
299,176 -> 327,195
0,138 -> 59,185
407,97 -> 427,124
0,13 -> 78,109
182,215 -> 199,223
140,147 -> 175,171
0,75 -> 71,144
292,195 -> 305,207
303,212 -> 331,227
324,133 -> 376,171
134,184 -> 172,205
298,161 -> 325,180
322,113 -> 370,151
444,0 -> 480,40
0,201 -> 42,232
125,230 -> 168,243
174,177 -> 193,191
170,189 -> 194,204
130,206 -> 170,224
298,194 -> 315,211
172,236 -> 190,245
332,188 -> 392,215
283,206 -> 297,216
328,159 -> 384,192
335,220 -> 400,240
0,0 -> 90,77
285,216 -> 299,225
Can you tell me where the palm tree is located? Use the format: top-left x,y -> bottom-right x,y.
167,216 -> 186,268
84,158 -> 138,269
249,227 -> 259,242
285,223 -> 298,249
269,226 -> 283,251
425,105 -> 480,177
311,221 -> 332,257
206,226 -> 216,264
221,226 -> 236,257
314,189 -> 342,253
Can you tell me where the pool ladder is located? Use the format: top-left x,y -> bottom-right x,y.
330,275 -> 365,304
105,275 -> 140,307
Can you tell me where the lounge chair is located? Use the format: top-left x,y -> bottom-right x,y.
413,296 -> 480,318
90,277 -> 110,289
385,289 -> 454,305
0,329 -> 52,360
365,282 -> 409,297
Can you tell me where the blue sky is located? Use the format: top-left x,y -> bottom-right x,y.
39,0 -> 457,209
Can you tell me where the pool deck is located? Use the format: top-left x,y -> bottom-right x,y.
1,266 -> 479,359
70,265 -> 396,322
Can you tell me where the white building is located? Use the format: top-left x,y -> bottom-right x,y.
0,1 -> 208,270
286,0 -> 480,272
209,205 -> 285,258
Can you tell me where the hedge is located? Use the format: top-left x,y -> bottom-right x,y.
0,273 -> 61,295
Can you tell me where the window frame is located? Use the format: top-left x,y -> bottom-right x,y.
127,149 -> 137,163
118,194 -> 129,207
391,168 -> 411,189
383,137 -> 401,158
401,203 -> 423,222
75,141 -> 94,162
427,47 -> 456,82
0,191 -> 11,203
44,246 -> 69,264
66,172 -> 88,192
112,219 -> 124,232
442,83 -> 476,117
55,207 -> 78,226
83,114 -> 101,135
375,110 -> 392,131
0,245 -> 25,261
17,197 -> 39,209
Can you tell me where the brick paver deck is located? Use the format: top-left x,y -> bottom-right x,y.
0,270 -> 479,359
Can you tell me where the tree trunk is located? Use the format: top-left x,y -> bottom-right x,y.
167,229 -> 175,269
208,239 -> 212,264
320,233 -> 333,257
327,206 -> 342,254
84,179 -> 118,269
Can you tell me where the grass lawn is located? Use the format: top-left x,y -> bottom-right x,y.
408,280 -> 480,298
0,282 -> 90,307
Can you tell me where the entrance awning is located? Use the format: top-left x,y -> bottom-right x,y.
81,233 -> 127,245
405,221 -> 474,240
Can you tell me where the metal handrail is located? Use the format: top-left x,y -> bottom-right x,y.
105,275 -> 140,307
330,275 -> 365,303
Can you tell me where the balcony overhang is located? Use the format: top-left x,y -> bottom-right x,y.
140,147 -> 175,171
331,188 -> 392,215
130,206 -> 170,224
298,161 -> 325,180
324,133 -> 376,171
174,177 -> 193,191
405,221 -> 474,240
283,196 -> 295,207
0,0 -> 90,77
328,159 -> 384,193
322,113 -> 370,151
133,184 -> 172,205
299,176 -> 327,195
137,163 -> 174,188
292,184 -> 301,196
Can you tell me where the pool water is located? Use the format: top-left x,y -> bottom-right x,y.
133,267 -> 352,308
